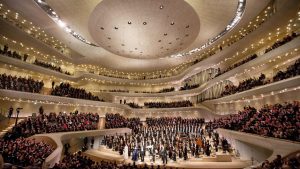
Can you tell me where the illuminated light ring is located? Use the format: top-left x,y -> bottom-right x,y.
33,0 -> 98,47
33,0 -> 246,55
169,0 -> 246,59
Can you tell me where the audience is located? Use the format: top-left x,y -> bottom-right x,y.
144,100 -> 193,108
52,151 -> 165,169
4,111 -> 99,140
34,59 -> 71,75
0,73 -> 44,93
51,83 -> 104,102
179,84 -> 200,91
158,87 -> 175,93
0,45 -> 23,61
215,54 -> 258,77
265,32 -> 299,54
209,102 -> 300,142
105,113 -> 141,133
126,102 -> 143,109
0,137 -> 54,168
273,58 -> 300,82
256,153 -> 300,169
221,73 -> 268,97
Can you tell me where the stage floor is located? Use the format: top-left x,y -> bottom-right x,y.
83,147 -> 252,169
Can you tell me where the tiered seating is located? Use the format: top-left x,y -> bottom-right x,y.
0,73 -> 44,93
144,100 -> 193,108
179,84 -> 200,91
264,32 -> 299,53
105,113 -> 141,133
4,112 -> 99,140
34,59 -> 71,75
51,83 -> 104,102
0,137 -> 54,168
215,54 -> 258,77
208,102 -> 300,142
0,45 -> 24,61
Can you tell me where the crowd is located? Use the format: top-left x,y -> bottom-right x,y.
221,73 -> 268,97
126,102 -> 143,109
179,84 -> 200,91
0,45 -> 25,61
209,102 -> 299,142
215,54 -> 258,77
158,87 -> 175,93
265,32 -> 299,54
34,59 -> 72,75
273,58 -> 300,82
256,154 -> 300,169
51,151 -> 169,169
103,115 -> 231,164
51,83 -> 104,102
0,137 -> 54,168
0,73 -> 44,93
4,111 -> 99,140
220,57 -> 300,98
105,113 -> 141,133
144,100 -> 193,108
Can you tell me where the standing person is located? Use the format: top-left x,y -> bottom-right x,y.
51,81 -> 55,89
39,106 -> 44,115
140,145 -> 145,162
124,144 -> 129,160
132,147 -> 138,162
8,106 -> 13,119
161,147 -> 168,165
184,146 -> 188,160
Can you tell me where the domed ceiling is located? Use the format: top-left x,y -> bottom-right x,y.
88,0 -> 200,59
1,0 -> 271,72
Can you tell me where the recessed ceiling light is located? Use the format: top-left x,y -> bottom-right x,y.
160,5 -> 164,9
143,22 -> 147,25
170,22 -> 175,25
128,21 -> 132,24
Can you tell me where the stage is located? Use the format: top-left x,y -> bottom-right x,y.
83,146 -> 252,169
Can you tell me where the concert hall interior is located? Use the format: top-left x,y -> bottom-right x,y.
0,0 -> 300,168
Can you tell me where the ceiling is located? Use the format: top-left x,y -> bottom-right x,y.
88,0 -> 200,59
1,0 -> 271,72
